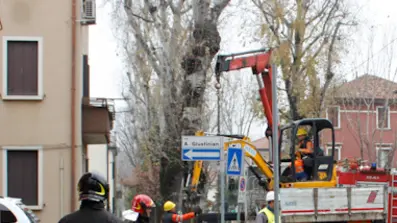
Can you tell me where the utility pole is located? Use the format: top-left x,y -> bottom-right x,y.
271,65 -> 280,223
216,82 -> 221,135
215,79 -> 225,223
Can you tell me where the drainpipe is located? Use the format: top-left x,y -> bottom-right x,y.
71,0 -> 77,211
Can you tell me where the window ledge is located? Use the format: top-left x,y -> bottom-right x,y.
2,95 -> 44,101
376,128 -> 392,131
26,204 -> 43,211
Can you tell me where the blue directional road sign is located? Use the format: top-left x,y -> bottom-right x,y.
226,147 -> 243,176
181,136 -> 222,161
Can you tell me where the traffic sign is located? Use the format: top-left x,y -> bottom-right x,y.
181,136 -> 222,161
226,147 -> 243,176
238,176 -> 246,203
239,177 -> 246,192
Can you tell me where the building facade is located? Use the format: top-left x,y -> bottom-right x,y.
0,0 -> 114,222
323,74 -> 397,168
87,144 -> 118,213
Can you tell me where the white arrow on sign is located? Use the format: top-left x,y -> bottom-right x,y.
184,150 -> 220,160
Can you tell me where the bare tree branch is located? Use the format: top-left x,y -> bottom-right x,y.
251,0 -> 357,120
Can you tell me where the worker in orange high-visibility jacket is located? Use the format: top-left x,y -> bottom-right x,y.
289,151 -> 308,181
162,201 -> 202,223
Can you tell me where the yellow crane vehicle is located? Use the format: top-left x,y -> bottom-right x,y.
189,119 -> 338,193
188,48 -> 338,196
189,48 -> 389,223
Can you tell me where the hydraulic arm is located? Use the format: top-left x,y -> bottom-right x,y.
189,49 -> 276,194
214,48 -> 338,189
215,48 -> 275,137
187,48 -> 338,203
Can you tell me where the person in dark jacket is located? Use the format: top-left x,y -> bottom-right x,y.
162,201 -> 201,223
58,171 -> 122,223
122,194 -> 156,223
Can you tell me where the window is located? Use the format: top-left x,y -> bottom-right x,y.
280,128 -> 292,158
82,54 -> 90,97
2,36 -> 43,100
327,145 -> 341,160
376,106 -> 390,129
327,106 -> 340,128
2,147 -> 43,210
376,146 -> 392,168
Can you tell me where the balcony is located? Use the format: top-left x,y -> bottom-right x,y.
82,97 -> 115,144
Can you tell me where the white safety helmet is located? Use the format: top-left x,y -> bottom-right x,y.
266,191 -> 275,202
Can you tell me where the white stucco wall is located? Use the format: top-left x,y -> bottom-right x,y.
88,144 -> 108,175
88,144 -> 114,211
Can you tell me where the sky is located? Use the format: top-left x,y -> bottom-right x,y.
88,0 -> 397,140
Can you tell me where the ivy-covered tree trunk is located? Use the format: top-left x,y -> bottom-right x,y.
160,0 -> 231,208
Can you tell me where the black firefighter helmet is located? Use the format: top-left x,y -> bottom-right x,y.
78,172 -> 109,202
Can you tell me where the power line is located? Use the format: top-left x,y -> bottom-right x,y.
347,36 -> 397,75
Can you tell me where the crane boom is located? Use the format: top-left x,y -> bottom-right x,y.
215,49 -> 274,137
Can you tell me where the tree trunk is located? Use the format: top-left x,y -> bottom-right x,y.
159,0 -> 230,208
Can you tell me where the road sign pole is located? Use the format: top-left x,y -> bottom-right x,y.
220,138 -> 225,223
243,156 -> 248,222
237,151 -> 245,222
178,177 -> 184,215
242,150 -> 244,222
244,176 -> 248,222
237,203 -> 240,222
272,64 -> 280,223
237,177 -> 240,222
224,142 -> 244,222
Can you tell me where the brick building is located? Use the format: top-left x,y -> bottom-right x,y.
323,74 -> 397,168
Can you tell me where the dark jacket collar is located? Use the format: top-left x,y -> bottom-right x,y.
80,200 -> 105,210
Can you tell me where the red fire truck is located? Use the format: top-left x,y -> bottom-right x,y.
337,159 -> 396,223
280,158 -> 396,223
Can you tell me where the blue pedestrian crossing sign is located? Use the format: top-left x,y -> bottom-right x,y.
226,147 -> 243,176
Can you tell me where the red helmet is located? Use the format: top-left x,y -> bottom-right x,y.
131,194 -> 155,214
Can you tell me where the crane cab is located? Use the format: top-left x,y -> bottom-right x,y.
278,118 -> 337,188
